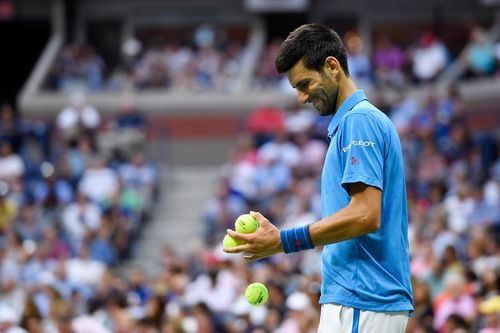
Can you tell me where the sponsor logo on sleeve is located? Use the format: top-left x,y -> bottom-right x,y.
342,140 -> 375,153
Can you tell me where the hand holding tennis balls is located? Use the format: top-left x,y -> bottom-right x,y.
245,282 -> 268,306
223,211 -> 284,261
222,213 -> 259,248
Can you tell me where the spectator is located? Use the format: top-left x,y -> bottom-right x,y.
61,191 -> 101,248
344,31 -> 373,90
245,102 -> 286,147
443,182 -> 475,236
462,27 -> 496,78
433,272 -> 477,332
65,245 -> 106,290
0,304 -> 28,333
409,31 -> 449,83
78,155 -> 119,209
0,141 -> 25,184
31,162 -> 74,210
373,35 -> 406,87
56,92 -> 101,147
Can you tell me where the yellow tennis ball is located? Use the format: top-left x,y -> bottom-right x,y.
245,282 -> 268,306
223,234 -> 244,248
235,214 -> 259,234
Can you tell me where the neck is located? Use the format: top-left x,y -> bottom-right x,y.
334,77 -> 358,113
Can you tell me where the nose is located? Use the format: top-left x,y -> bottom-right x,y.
296,89 -> 309,104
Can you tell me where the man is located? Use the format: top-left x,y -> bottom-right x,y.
224,23 -> 413,332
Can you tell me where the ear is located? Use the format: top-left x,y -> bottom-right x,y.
324,56 -> 340,75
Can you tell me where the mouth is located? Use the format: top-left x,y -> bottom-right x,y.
312,98 -> 320,109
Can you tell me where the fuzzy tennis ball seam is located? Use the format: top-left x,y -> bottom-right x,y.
245,282 -> 268,306
235,214 -> 259,234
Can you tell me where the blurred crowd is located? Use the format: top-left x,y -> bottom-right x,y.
44,24 -> 500,94
0,93 -> 160,333
45,25 -> 247,93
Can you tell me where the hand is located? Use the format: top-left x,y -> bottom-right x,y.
223,211 -> 283,261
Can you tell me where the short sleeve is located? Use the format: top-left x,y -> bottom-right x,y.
338,112 -> 385,193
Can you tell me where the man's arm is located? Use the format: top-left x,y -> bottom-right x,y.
224,182 -> 381,261
310,182 -> 381,246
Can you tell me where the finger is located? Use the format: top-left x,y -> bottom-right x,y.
223,244 -> 248,254
227,229 -> 250,242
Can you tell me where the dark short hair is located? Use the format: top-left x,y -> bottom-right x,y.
275,23 -> 349,75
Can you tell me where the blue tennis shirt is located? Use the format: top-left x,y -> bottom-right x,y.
319,90 -> 414,312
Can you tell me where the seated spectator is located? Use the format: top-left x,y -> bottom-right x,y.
344,31 -> 373,90
293,131 -> 327,176
284,101 -> 316,135
409,31 -> 449,83
78,155 -> 119,209
89,226 -> 117,266
65,245 -> 106,290
46,44 -> 105,91
31,162 -> 74,210
13,201 -> 45,243
257,130 -> 300,169
56,92 -> 101,148
245,103 -> 285,147
0,304 -> 28,333
100,98 -> 148,161
443,182 -> 475,236
118,151 -> 156,212
61,191 -> 101,248
462,27 -> 496,78
0,141 -> 25,184
373,35 -> 406,87
433,272 -> 476,332
254,148 -> 291,210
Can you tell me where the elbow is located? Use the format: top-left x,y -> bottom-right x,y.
361,213 -> 380,234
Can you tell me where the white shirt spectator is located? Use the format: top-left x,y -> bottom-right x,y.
184,269 -> 239,313
65,249 -> 105,287
443,185 -> 475,234
62,197 -> 101,244
411,33 -> 448,81
0,154 -> 24,180
284,106 -> 316,134
72,315 -> 113,333
0,141 -> 24,182
258,137 -> 300,168
79,158 -> 119,204
57,92 -> 100,131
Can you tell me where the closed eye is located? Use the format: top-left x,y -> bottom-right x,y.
296,80 -> 310,91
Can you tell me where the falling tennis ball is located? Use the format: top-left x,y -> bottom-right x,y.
245,282 -> 268,306
223,234 -> 244,247
235,214 -> 259,234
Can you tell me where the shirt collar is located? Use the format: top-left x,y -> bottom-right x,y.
327,89 -> 368,138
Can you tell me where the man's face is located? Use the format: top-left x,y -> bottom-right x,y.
286,59 -> 339,116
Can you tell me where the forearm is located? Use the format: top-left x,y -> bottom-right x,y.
309,201 -> 379,247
